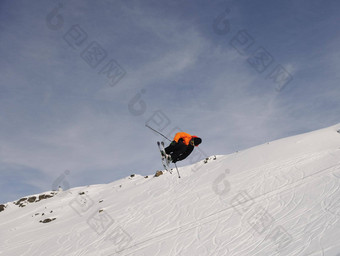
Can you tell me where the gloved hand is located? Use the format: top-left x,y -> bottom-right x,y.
172,158 -> 178,163
170,140 -> 177,146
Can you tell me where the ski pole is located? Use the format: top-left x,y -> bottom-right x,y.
174,163 -> 181,178
145,124 -> 171,142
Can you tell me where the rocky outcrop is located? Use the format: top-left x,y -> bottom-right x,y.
9,192 -> 57,210
39,218 -> 56,223
0,204 -> 6,212
154,171 -> 163,177
37,194 -> 54,201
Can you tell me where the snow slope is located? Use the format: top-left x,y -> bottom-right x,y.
1,124 -> 340,256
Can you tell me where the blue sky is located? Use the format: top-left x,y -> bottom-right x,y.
1,0 -> 339,203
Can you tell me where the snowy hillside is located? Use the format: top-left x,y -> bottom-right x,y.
1,124 -> 340,256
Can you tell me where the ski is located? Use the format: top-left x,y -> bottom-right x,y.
157,141 -> 172,174
160,141 -> 172,166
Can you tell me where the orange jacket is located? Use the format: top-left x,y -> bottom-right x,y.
173,132 -> 194,145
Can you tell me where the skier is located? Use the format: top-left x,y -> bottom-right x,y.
164,132 -> 202,163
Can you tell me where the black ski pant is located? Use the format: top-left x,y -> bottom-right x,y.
165,141 -> 187,161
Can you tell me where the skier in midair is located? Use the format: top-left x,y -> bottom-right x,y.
164,132 -> 202,163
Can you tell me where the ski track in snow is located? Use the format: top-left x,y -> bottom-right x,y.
111,152 -> 340,255
122,151 -> 340,255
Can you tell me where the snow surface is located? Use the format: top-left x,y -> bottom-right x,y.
1,124 -> 340,256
